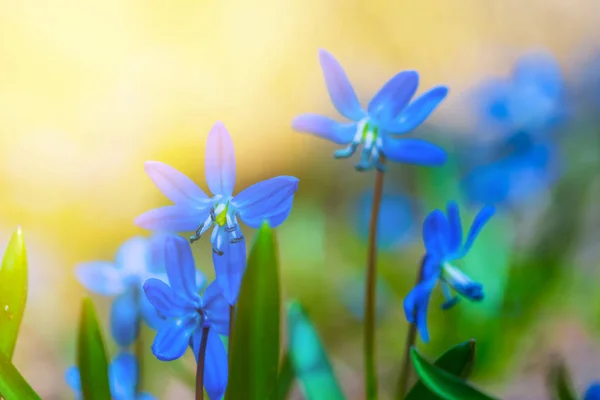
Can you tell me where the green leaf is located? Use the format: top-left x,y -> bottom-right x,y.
0,351 -> 41,400
546,358 -> 578,400
228,222 -> 281,400
287,301 -> 345,400
77,298 -> 111,400
406,340 -> 476,400
410,347 -> 497,400
0,228 -> 28,360
273,353 -> 294,400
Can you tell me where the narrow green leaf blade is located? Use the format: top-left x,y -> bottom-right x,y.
406,340 -> 476,400
274,353 -> 295,400
0,351 -> 41,400
0,228 -> 28,360
77,298 -> 110,400
410,347 -> 497,400
228,222 -> 281,400
287,301 -> 345,400
547,358 -> 578,400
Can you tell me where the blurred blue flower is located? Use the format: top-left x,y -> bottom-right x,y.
143,235 -> 229,400
355,191 -> 414,249
585,383 -> 600,400
403,201 -> 495,342
135,122 -> 299,304
341,273 -> 393,323
75,235 -> 195,347
292,49 -> 448,172
65,352 -> 156,400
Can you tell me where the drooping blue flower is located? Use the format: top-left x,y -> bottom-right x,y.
75,234 -> 204,347
403,201 -> 495,342
65,352 -> 156,400
292,49 -> 448,172
135,122 -> 299,304
143,235 -> 229,400
584,383 -> 600,400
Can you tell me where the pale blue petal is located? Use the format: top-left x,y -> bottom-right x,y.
115,236 -> 149,276
403,276 -> 438,343
148,233 -> 170,273
143,278 -> 198,319
151,316 -> 199,361
291,114 -> 357,145
459,205 -> 495,257
144,161 -> 209,206
109,352 -> 137,400
202,281 -> 230,335
139,287 -> 165,330
446,201 -> 462,255
383,86 -> 448,133
233,176 -> 299,228
213,235 -> 247,305
368,71 -> 418,126
382,137 -> 447,166
75,262 -> 126,296
205,122 -> 236,197
164,236 -> 201,302
422,209 -> 450,258
318,49 -> 365,121
513,52 -> 562,99
111,290 -> 140,347
135,205 -> 211,232
65,366 -> 81,393
191,329 -> 228,400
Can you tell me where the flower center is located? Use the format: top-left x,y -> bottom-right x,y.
189,197 -> 244,254
334,119 -> 385,172
440,262 -> 484,302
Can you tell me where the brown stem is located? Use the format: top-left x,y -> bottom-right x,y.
195,326 -> 210,400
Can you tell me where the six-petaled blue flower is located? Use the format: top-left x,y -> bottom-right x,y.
143,235 -> 229,400
292,49 -> 448,171
65,352 -> 156,400
403,201 -> 495,342
135,122 -> 299,304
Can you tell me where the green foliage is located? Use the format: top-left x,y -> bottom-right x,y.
273,353 -> 295,400
547,358 -> 578,400
228,222 -> 281,400
287,301 -> 345,400
0,352 -> 41,400
77,298 -> 111,400
406,340 -> 476,400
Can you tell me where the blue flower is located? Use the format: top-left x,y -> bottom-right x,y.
75,235 -> 201,347
585,383 -> 600,400
403,201 -> 495,342
292,49 -> 448,172
143,235 -> 229,400
135,122 -> 299,304
65,352 -> 156,400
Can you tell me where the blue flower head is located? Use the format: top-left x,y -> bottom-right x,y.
403,201 -> 495,342
136,122 -> 299,304
65,352 -> 156,400
292,49 -> 448,172
585,383 -> 600,400
143,235 -> 229,400
75,234 -> 195,347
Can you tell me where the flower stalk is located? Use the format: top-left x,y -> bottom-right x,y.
196,326 -> 211,400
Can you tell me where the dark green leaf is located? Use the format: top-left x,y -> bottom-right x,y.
228,222 -> 281,400
287,301 -> 345,400
547,358 -> 578,400
273,353 -> 294,400
0,351 -> 41,400
0,228 -> 28,360
406,340 -> 476,400
77,298 -> 111,400
410,347 -> 497,400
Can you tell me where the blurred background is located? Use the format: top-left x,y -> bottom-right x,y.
1,0 -> 600,399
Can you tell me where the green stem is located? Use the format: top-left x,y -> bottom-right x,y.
364,161 -> 386,400
395,257 -> 425,399
196,326 -> 210,400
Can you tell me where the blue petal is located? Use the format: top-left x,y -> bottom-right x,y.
382,137 -> 447,166
164,236 -> 202,302
445,201 -> 462,255
205,122 -> 236,197
403,276 -> 438,343
109,352 -> 137,400
440,282 -> 460,310
202,281 -> 230,335
191,329 -> 228,400
513,51 -> 562,99
151,316 -> 199,361
291,114 -> 357,145
368,71 -> 418,126
139,287 -> 165,330
233,176 -> 299,229
422,209 -> 450,258
144,161 -> 209,206
75,262 -> 126,296
212,235 -> 247,305
584,383 -> 600,400
383,86 -> 448,133
135,205 -> 211,232
111,289 -> 140,347
137,394 -> 158,400
459,205 -> 495,257
115,236 -> 150,276
143,278 -> 199,318
65,366 -> 81,393
318,49 -> 366,121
